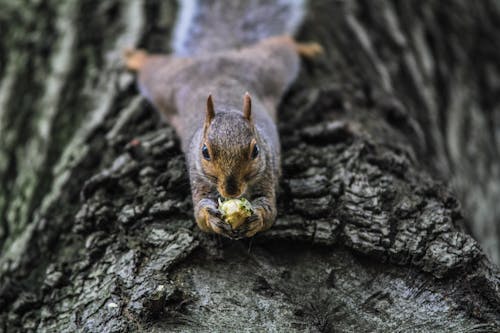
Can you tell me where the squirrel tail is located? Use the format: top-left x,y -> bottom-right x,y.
171,0 -> 306,56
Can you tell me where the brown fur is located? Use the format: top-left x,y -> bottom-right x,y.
125,36 -> 321,238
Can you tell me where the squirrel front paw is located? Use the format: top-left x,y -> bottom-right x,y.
244,213 -> 266,237
196,200 -> 233,237
205,206 -> 234,236
232,210 -> 266,238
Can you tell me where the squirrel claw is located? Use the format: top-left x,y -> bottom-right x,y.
208,218 -> 233,235
240,213 -> 265,238
206,206 -> 222,219
205,207 -> 233,236
245,221 -> 265,237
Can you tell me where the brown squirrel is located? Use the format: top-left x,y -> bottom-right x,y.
125,13 -> 321,238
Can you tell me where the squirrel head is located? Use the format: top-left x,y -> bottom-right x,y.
200,93 -> 264,199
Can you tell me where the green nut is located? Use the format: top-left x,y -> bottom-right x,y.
218,198 -> 254,229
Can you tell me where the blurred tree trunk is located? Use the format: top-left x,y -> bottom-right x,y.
0,0 -> 499,332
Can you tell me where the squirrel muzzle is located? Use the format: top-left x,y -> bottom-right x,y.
218,176 -> 247,199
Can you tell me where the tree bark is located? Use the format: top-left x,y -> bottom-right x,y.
1,0 -> 499,332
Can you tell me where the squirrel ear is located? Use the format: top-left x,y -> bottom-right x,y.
206,94 -> 215,124
243,92 -> 252,121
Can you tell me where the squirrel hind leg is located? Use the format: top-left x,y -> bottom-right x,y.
294,42 -> 323,59
123,49 -> 149,71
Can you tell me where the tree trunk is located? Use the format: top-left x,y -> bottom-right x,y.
1,0 -> 499,332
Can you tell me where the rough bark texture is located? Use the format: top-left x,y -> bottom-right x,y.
0,0 -> 499,332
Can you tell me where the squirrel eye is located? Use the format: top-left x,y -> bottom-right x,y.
202,144 -> 211,161
251,144 -> 259,159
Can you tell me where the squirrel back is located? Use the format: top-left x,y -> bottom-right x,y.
136,37 -> 300,153
172,0 -> 306,56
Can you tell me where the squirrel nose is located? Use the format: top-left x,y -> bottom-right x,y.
220,177 -> 241,198
225,181 -> 239,197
